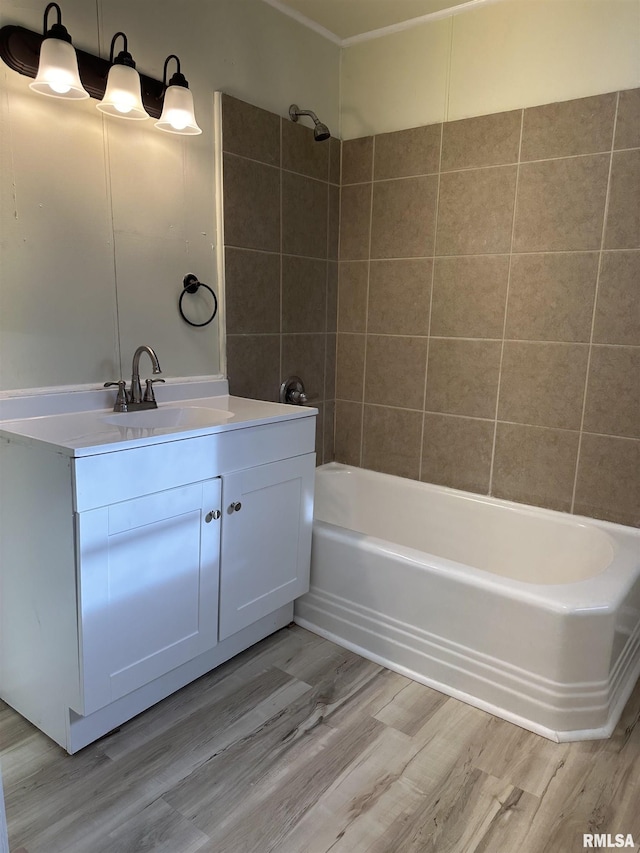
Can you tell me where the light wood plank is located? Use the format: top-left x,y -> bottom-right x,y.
0,715 -> 59,790
275,726 -> 423,853
363,772 -> 535,853
472,715 -> 571,796
102,624 -> 315,761
91,798 -> 209,853
166,685 -> 353,832
278,635 -> 383,690
196,715 -> 386,853
1,627 -> 639,853
6,668 -> 303,852
516,740 -> 640,852
373,678 -> 449,736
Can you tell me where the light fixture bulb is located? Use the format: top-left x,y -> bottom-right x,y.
49,80 -> 71,95
155,83 -> 201,135
97,62 -> 149,120
168,110 -> 189,130
29,32 -> 89,100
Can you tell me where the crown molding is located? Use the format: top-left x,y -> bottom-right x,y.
343,0 -> 509,46
261,0 -> 342,45
262,0 -> 509,47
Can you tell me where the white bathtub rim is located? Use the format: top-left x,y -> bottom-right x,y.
294,614 -> 636,744
314,518 -> 638,616
318,462 -> 639,540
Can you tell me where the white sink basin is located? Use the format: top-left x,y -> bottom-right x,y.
101,406 -> 234,430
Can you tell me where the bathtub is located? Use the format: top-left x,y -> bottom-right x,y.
294,463 -> 640,742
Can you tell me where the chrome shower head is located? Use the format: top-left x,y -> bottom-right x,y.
289,104 -> 330,142
313,121 -> 331,142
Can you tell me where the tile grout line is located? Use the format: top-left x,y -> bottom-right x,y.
488,108 -> 525,497
226,332 -> 638,351
335,145 -> 344,463
223,147 -> 336,185
359,140 -> 375,467
569,92 -> 620,514
332,397 -> 637,441
224,246 -> 639,263
321,147 -> 329,457
330,142 -> 341,462
418,122 -> 445,483
337,145 -> 639,187
322,141 -> 332,463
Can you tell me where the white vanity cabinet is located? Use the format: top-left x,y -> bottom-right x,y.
0,403 -> 315,753
76,479 -> 222,716
219,454 -> 315,640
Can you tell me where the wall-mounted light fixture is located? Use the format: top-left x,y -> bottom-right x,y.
155,55 -> 202,135
97,32 -> 149,120
29,2 -> 88,99
0,3 -> 201,135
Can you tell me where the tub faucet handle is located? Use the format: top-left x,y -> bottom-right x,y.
279,375 -> 315,406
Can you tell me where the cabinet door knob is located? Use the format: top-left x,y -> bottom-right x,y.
205,509 -> 221,523
228,501 -> 242,514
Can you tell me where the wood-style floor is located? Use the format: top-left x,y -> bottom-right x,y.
1,624 -> 639,853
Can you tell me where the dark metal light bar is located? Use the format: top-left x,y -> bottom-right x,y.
0,24 -> 165,118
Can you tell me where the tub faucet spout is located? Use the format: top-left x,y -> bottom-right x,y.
130,345 -> 162,405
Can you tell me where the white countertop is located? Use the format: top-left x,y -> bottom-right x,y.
0,394 -> 317,458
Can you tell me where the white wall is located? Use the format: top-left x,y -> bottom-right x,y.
0,0 -> 340,392
341,0 -> 640,138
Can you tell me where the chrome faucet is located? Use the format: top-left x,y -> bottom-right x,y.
130,345 -> 162,405
104,346 -> 164,412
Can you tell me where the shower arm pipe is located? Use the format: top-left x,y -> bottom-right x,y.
288,104 -> 330,141
290,106 -> 318,121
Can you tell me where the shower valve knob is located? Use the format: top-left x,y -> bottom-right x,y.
289,389 -> 308,405
279,376 -> 315,406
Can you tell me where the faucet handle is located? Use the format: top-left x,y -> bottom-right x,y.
143,377 -> 165,403
279,376 -> 316,406
104,380 -> 129,412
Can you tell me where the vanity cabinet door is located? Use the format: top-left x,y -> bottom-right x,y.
218,453 -> 314,640
76,478 -> 221,715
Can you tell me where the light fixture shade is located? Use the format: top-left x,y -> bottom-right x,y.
97,64 -> 149,119
29,35 -> 89,99
155,84 -> 201,135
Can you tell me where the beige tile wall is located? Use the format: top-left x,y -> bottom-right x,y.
222,95 -> 339,464
335,88 -> 640,527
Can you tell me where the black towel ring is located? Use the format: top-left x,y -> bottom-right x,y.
178,274 -> 218,327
